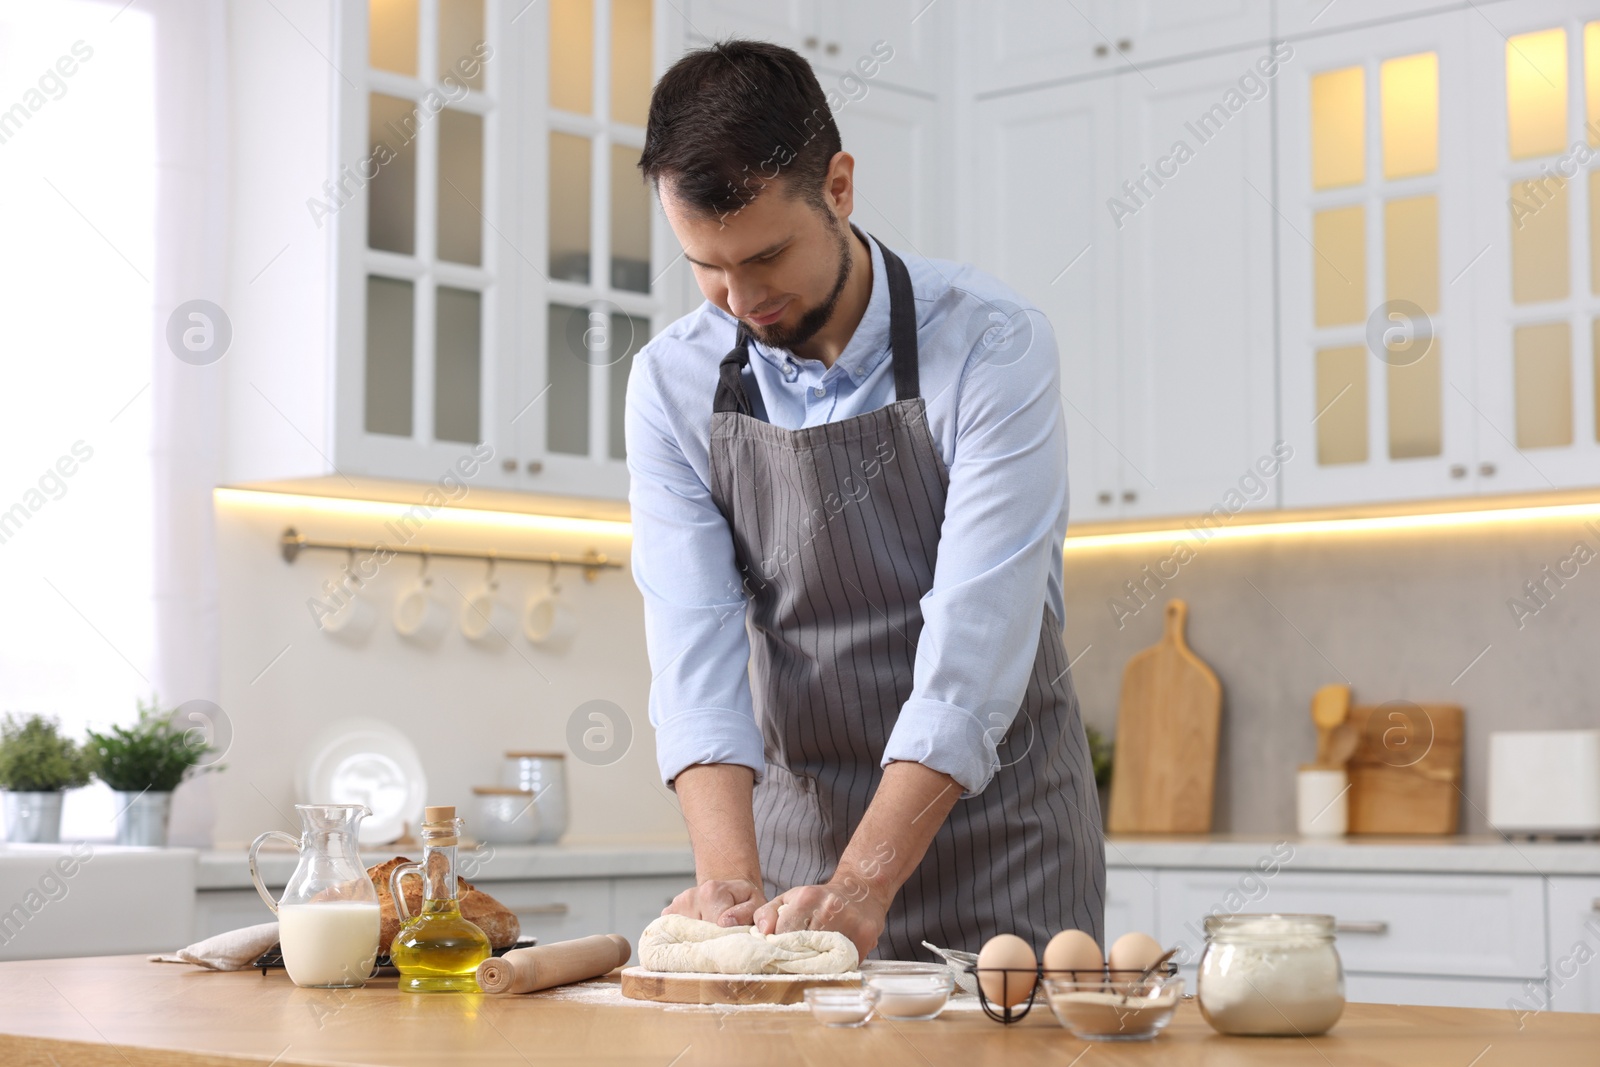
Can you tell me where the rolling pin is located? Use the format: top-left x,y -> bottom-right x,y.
475,934 -> 632,994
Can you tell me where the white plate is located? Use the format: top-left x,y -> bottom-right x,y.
295,718 -> 427,846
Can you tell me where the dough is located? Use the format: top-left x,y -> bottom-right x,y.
638,914 -> 859,975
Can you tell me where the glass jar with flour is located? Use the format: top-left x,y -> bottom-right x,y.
1197,914 -> 1345,1036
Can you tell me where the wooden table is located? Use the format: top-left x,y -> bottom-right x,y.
0,954 -> 1595,1066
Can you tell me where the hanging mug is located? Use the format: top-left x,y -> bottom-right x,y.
460,560 -> 515,645
393,556 -> 448,645
523,565 -> 578,648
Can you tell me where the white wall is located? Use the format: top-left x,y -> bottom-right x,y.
211,488 -> 686,849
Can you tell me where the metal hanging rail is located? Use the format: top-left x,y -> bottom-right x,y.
278,527 -> 621,582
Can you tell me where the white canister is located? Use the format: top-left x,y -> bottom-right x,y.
1296,765 -> 1349,838
502,752 -> 568,843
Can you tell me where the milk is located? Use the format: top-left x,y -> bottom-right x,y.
278,902 -> 381,988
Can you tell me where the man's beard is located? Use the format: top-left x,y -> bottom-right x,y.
747,220 -> 853,352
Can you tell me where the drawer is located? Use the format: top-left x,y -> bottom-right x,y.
1157,869 -> 1546,978
194,889 -> 275,941
479,878 -> 612,947
1546,876 -> 1600,1013
612,876 -> 695,964
1104,867 -> 1157,951
1344,972 -> 1545,1011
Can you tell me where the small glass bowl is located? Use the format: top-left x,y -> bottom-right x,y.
864,969 -> 955,1021
1042,974 -> 1184,1042
804,985 -> 879,1028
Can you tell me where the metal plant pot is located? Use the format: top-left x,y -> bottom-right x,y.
2,791 -> 64,843
114,790 -> 173,847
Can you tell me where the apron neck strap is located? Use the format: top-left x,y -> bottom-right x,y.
713,230 -> 920,416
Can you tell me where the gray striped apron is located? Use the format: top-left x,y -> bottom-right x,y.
707,234 -> 1105,960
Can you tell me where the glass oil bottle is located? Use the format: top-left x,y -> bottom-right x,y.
388,805 -> 492,992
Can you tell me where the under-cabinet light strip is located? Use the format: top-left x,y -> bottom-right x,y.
217,487 -> 1600,553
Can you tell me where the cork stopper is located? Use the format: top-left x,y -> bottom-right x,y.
424,805 -> 459,846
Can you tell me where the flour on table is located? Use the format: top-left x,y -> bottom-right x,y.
638,915 -> 859,975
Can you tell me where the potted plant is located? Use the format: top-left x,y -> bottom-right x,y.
1085,725 -> 1114,830
0,714 -> 90,843
85,698 -> 219,847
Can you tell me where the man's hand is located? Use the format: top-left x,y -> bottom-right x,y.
751,865 -> 891,962
662,878 -> 768,927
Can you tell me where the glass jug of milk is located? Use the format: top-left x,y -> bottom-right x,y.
249,804 -> 381,988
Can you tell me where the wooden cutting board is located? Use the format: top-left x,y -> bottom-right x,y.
1346,702 -> 1463,835
1107,599 -> 1223,834
618,966 -> 859,1005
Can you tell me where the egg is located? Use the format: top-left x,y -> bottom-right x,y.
1042,929 -> 1103,979
1107,931 -> 1164,974
976,933 -> 1037,1007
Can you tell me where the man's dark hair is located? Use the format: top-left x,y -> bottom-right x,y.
638,39 -> 842,220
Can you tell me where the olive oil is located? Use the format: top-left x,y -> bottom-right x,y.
388,806 -> 492,993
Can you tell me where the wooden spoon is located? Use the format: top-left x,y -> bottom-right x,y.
1311,684 -> 1351,764
1324,720 -> 1360,769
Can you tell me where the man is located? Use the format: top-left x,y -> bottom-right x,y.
626,39 -> 1105,962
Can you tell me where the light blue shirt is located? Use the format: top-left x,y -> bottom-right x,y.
625,234 -> 1069,798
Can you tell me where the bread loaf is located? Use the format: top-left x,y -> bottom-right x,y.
366,856 -> 521,950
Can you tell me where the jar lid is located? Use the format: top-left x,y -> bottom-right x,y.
505,751 -> 566,759
1204,913 -> 1336,941
472,785 -> 535,795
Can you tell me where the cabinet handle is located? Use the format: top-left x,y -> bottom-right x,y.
1097,491 -> 1113,505
1121,490 -> 1137,504
1449,464 -> 1467,479
825,41 -> 839,55
522,903 -> 571,916
1479,462 -> 1497,477
803,35 -> 818,49
1335,920 -> 1389,935
501,459 -> 516,473
1590,897 -> 1600,912
526,460 -> 543,475
1094,43 -> 1109,57
1117,38 -> 1132,51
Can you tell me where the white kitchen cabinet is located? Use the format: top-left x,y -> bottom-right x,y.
972,77 -> 1122,524
1546,876 -> 1600,1013
484,876 -> 614,946
613,875 -> 694,963
1462,0 -> 1600,495
1275,0 -> 1477,38
1275,11 -> 1485,507
1113,49 -> 1280,519
1157,868 -> 1548,979
834,85 -> 945,257
1344,972 -> 1544,1010
194,888 -> 274,942
684,0 -> 940,93
321,0 -> 686,502
1103,866 -> 1159,950
966,1 -> 1271,97
973,44 -> 1282,522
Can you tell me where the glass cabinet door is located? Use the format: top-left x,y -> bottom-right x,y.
522,0 -> 662,497
1277,13 -> 1476,507
337,0 -> 505,482
1469,1 -> 1600,493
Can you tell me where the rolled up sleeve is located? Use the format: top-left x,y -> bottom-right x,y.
625,344 -> 764,790
880,305 -> 1067,797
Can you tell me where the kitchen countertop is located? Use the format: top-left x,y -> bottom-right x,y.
1101,834 -> 1600,876
1,954 -> 1594,1066
201,839 -> 695,890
